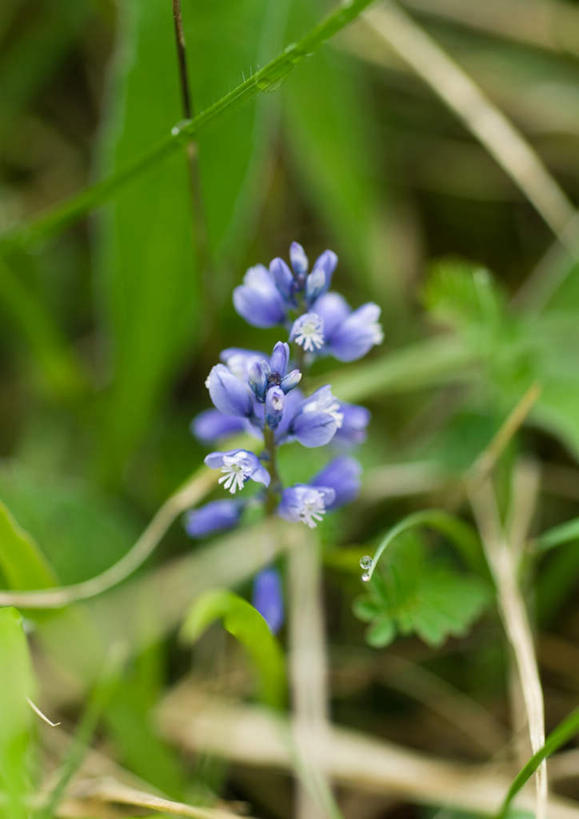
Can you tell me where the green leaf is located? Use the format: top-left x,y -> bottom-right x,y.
0,608 -> 35,819
185,0 -> 289,271
0,500 -> 56,591
284,0 -> 392,304
181,589 -> 286,709
0,464 -> 139,584
496,707 -> 579,819
536,516 -> 579,552
95,0 -> 200,482
354,533 -> 490,648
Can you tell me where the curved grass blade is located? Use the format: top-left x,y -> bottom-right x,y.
496,707 -> 579,819
181,589 -> 286,709
1,0 -> 378,251
364,509 -> 488,582
0,500 -> 57,592
536,517 -> 579,552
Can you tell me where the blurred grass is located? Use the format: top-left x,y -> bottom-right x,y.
1,0 -> 579,816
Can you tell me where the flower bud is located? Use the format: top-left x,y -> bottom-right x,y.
265,386 -> 284,429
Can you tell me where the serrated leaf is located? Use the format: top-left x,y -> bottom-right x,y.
0,608 -> 35,819
181,589 -> 286,709
354,533 -> 490,649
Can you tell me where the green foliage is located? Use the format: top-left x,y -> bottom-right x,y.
536,516 -> 579,552
0,499 -> 56,591
181,589 -> 286,708
496,707 -> 579,819
0,608 -> 35,819
285,0 -> 391,304
185,0 -> 288,271
0,465 -> 139,583
354,532 -> 490,648
95,0 -> 201,482
424,259 -> 579,457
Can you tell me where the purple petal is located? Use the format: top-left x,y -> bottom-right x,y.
327,302 -> 384,362
290,242 -> 308,277
291,410 -> 338,447
312,456 -> 362,508
265,386 -> 284,429
185,500 -> 243,538
253,567 -> 284,633
310,292 -> 351,340
270,341 -> 289,376
233,265 -> 286,328
270,258 -> 294,303
206,364 -> 253,417
334,404 -> 371,446
278,484 -> 335,527
306,250 -> 337,304
191,409 -> 247,443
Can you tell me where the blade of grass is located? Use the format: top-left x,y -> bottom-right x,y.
0,0 -> 378,251
535,517 -> 579,552
36,649 -> 123,819
496,708 -> 579,819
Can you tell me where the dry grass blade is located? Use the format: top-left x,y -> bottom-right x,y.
68,778 -> 249,819
288,531 -> 335,819
469,478 -> 548,819
158,684 -> 579,818
358,3 -> 579,247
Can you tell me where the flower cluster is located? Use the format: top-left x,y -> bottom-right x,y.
186,243 -> 382,632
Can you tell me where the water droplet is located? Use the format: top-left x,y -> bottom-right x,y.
171,125 -> 181,136
361,572 -> 371,583
359,555 -> 373,571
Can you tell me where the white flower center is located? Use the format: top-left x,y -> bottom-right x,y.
297,489 -> 327,528
218,452 -> 252,494
294,314 -> 324,352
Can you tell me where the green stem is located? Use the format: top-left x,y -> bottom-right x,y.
1,0 -> 378,251
263,425 -> 281,515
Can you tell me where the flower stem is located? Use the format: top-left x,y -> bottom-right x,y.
264,425 -> 281,515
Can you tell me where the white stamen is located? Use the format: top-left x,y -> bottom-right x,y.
297,489 -> 327,528
293,314 -> 324,352
218,452 -> 253,494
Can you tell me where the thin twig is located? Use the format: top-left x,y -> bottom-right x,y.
359,3 -> 579,247
0,468 -> 216,609
468,478 -> 548,819
288,532 -> 338,819
0,0 -> 378,250
158,686 -> 579,818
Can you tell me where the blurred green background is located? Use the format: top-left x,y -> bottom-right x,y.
1,0 -> 579,816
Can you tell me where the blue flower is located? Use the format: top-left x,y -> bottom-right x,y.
289,241 -> 308,279
305,250 -> 337,305
333,403 -> 371,446
278,484 -> 335,528
191,409 -> 247,443
252,567 -> 284,633
233,265 -> 286,328
288,386 -> 343,447
205,449 -> 270,494
206,364 -> 254,418
265,386 -> 284,429
312,293 -> 383,362
290,312 -> 325,353
185,500 -> 244,537
312,456 -> 362,508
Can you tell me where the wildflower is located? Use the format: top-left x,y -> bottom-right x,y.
312,456 -> 362,508
333,403 -> 371,446
290,312 -> 325,352
311,292 -> 384,361
204,450 -> 270,494
205,364 -> 254,418
252,567 -> 284,633
289,386 -> 342,447
185,500 -> 244,537
191,409 -> 247,443
233,265 -> 286,327
278,484 -> 336,528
